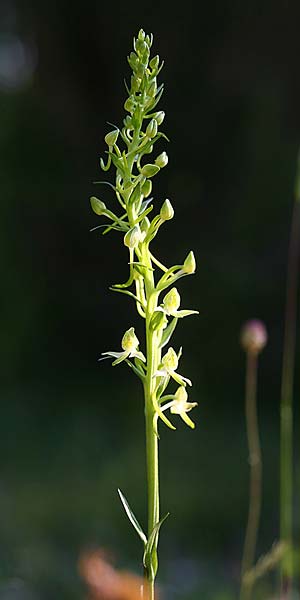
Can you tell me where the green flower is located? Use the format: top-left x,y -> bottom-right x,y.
161,386 -> 197,429
156,287 -> 198,318
101,327 -> 146,366
155,347 -> 192,386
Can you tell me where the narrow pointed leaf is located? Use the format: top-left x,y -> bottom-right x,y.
118,489 -> 147,544
143,512 -> 170,568
161,318 -> 178,348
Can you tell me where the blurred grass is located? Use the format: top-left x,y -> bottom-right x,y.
0,380 -> 279,598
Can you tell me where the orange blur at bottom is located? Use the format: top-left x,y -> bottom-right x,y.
79,550 -> 155,600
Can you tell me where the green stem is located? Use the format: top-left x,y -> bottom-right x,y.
143,245 -> 160,600
145,392 -> 159,600
240,351 -> 262,600
280,196 -> 300,594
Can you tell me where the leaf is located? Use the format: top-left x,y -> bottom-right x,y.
109,286 -> 145,308
118,489 -> 147,544
143,513 -> 170,572
92,180 -> 117,192
125,359 -> 145,380
160,318 -> 178,349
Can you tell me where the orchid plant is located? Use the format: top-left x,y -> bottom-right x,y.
90,29 -> 198,599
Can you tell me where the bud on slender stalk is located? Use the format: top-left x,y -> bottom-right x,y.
240,320 -> 268,355
160,199 -> 174,221
90,197 -> 107,215
141,163 -> 160,177
155,152 -> 168,168
105,129 -> 119,146
155,111 -> 165,125
183,251 -> 196,274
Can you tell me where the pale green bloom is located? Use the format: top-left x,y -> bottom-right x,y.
124,225 -> 145,249
101,327 -> 146,366
156,287 -> 198,318
155,347 -> 192,386
161,386 -> 197,429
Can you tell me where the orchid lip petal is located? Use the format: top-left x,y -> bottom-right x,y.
180,412 -> 196,428
154,368 -> 168,377
112,351 -> 130,365
171,371 -> 192,387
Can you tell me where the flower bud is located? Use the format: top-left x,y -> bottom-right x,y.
155,152 -> 168,168
124,115 -> 133,129
160,199 -> 174,221
240,320 -> 267,355
131,75 -> 141,93
128,52 -> 138,69
138,29 -> 145,41
128,183 -> 142,207
124,225 -> 143,249
140,217 -> 150,234
141,179 -> 152,197
141,163 -> 160,178
150,311 -> 167,332
136,62 -> 145,77
146,118 -> 158,139
104,129 -> 119,147
150,55 -> 160,70
90,196 -> 107,215
135,38 -> 147,55
124,97 -> 135,113
148,80 -> 157,97
155,111 -> 165,125
183,251 -> 196,274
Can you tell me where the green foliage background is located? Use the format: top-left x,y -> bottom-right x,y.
1,1 -> 300,597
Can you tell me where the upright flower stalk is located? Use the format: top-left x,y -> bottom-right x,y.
240,320 -> 267,600
92,30 -> 198,598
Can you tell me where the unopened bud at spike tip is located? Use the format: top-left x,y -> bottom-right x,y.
240,320 -> 268,355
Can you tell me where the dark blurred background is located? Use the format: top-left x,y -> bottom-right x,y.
1,0 -> 300,598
